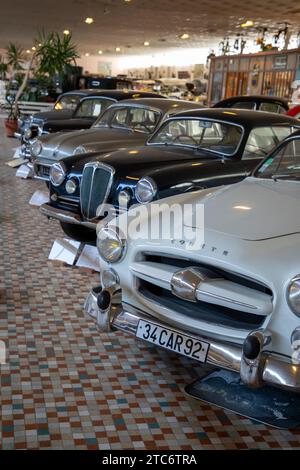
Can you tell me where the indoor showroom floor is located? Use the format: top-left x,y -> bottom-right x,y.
1,119 -> 300,450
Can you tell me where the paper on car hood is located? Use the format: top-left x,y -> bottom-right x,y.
183,177 -> 300,241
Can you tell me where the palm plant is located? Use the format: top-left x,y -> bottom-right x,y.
0,55 -> 8,80
6,43 -> 25,75
36,32 -> 79,77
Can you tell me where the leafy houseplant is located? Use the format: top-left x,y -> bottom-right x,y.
0,56 -> 8,80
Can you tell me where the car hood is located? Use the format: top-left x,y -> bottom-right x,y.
31,109 -> 73,124
39,127 -> 149,161
172,177 -> 300,241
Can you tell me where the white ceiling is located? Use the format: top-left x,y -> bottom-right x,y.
1,0 -> 300,54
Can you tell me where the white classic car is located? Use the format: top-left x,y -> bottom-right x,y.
85,130 -> 300,393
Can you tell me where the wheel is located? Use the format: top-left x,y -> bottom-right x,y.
60,222 -> 96,244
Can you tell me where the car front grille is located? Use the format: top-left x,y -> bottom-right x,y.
80,163 -> 114,220
131,253 -> 273,332
34,163 -> 51,180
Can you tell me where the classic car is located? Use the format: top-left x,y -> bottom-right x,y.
87,129 -> 300,393
214,95 -> 289,114
32,97 -> 203,180
20,90 -> 164,159
17,89 -> 84,139
40,109 -> 299,242
287,104 -> 300,119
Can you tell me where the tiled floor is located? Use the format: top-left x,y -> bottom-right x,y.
0,119 -> 300,450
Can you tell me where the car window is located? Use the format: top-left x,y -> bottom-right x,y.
100,106 -> 161,133
54,95 -> 81,110
259,102 -> 286,114
150,118 -> 243,156
243,126 -> 295,160
74,98 -> 112,118
229,101 -> 255,110
256,138 -> 300,179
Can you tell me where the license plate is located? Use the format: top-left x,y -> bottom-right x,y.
136,319 -> 209,363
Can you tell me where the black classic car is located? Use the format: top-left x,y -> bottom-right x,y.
20,90 -> 164,159
32,98 -> 203,180
214,95 -> 289,114
41,109 -> 299,242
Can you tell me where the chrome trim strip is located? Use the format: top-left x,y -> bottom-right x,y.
40,204 -> 97,229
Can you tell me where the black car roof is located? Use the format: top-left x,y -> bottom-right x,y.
214,95 -> 289,106
168,107 -> 299,127
105,97 -> 204,113
72,90 -> 165,100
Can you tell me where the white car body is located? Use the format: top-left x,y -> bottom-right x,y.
85,134 -> 300,392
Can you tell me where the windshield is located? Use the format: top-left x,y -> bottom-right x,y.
74,98 -> 113,118
256,137 -> 300,180
149,118 -> 243,155
54,94 -> 81,110
95,106 -> 161,133
242,126 -> 294,159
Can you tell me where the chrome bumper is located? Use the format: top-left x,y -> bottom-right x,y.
40,203 -> 97,229
85,288 -> 300,393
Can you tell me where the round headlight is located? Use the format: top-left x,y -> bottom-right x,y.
24,128 -> 32,140
97,227 -> 126,263
135,177 -> 157,204
287,275 -> 300,317
101,269 -> 120,289
118,190 -> 131,208
73,145 -> 86,156
65,178 -> 78,194
30,140 -> 43,158
50,162 -> 67,187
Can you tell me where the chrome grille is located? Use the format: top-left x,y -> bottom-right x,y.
80,163 -> 114,220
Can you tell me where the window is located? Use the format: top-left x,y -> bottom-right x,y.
54,95 -> 81,110
259,102 -> 286,114
243,126 -> 295,160
229,101 -> 255,110
150,118 -> 243,156
256,138 -> 300,179
99,106 -> 161,133
74,98 -> 113,118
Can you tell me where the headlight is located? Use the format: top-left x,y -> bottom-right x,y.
97,227 -> 126,263
30,140 -> 43,157
65,178 -> 78,194
50,162 -> 67,187
135,176 -> 157,204
24,128 -> 32,140
73,145 -> 86,156
287,275 -> 300,317
118,190 -> 131,207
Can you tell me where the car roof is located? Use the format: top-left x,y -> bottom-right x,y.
214,95 -> 289,106
105,97 -> 205,113
168,107 -> 299,126
71,90 -> 165,100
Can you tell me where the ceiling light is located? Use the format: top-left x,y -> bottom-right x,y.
179,33 -> 190,40
38,43 -> 42,47
32,46 -> 36,51
85,53 -> 90,57
124,0 -> 132,2
98,50 -> 103,55
241,20 -> 254,28
26,50 -> 31,54
115,47 -> 121,52
63,30 -> 70,35
144,41 -> 150,47
85,17 -> 94,24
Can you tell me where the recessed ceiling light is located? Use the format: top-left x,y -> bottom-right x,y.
241,20 -> 254,27
38,43 -> 42,47
179,33 -> 190,40
124,0 -> 132,2
32,46 -> 36,51
98,50 -> 103,55
85,17 -> 94,24
63,30 -> 70,35
26,49 -> 31,53
115,47 -> 121,52
85,53 -> 90,57
144,41 -> 150,47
